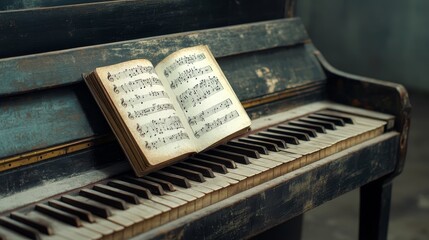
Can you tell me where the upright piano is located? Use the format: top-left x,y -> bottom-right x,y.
0,1 -> 410,239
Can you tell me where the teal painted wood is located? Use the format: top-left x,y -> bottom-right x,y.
0,18 -> 309,96
0,0 -> 112,10
0,0 -> 286,58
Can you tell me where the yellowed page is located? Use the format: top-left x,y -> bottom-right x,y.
95,59 -> 195,165
155,45 -> 251,152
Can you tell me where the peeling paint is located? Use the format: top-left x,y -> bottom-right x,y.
255,67 -> 279,93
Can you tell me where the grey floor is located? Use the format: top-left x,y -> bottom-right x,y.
302,89 -> 429,240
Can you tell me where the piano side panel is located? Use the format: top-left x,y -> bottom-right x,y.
0,0 -> 286,58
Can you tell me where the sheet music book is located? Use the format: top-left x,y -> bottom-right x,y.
84,45 -> 251,176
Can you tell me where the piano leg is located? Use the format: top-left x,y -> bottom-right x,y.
359,179 -> 392,240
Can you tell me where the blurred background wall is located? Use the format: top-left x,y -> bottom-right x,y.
297,0 -> 429,92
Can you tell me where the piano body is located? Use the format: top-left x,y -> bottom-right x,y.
0,1 -> 410,239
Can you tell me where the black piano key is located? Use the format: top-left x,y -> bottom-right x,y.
308,114 -> 345,126
196,153 -> 237,168
299,117 -> 336,130
149,171 -> 191,189
314,112 -> 354,124
119,176 -> 165,195
79,189 -> 128,210
164,166 -> 206,183
0,217 -> 41,240
267,127 -> 310,141
34,204 -> 82,227
289,120 -> 326,133
217,144 -> 260,158
187,158 -> 228,174
142,176 -> 176,192
176,162 -> 215,178
107,180 -> 153,199
238,138 -> 280,152
205,149 -> 251,164
48,200 -> 95,223
10,212 -> 53,235
93,184 -> 140,204
0,225 -> 30,240
228,140 -> 269,154
60,195 -> 112,218
258,131 -> 299,145
249,134 -> 288,148
277,124 -> 318,137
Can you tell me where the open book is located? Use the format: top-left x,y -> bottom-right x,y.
84,45 -> 251,176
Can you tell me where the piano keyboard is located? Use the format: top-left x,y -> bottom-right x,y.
0,106 -> 392,240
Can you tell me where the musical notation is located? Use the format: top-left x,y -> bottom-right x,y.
177,76 -> 223,111
127,103 -> 175,120
169,66 -> 213,89
163,53 -> 206,78
136,116 -> 184,138
193,110 -> 239,138
113,77 -> 163,94
120,91 -> 169,108
107,65 -> 155,82
188,99 -> 233,126
144,131 -> 190,150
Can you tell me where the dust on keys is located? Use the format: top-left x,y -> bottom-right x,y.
0,102 -> 394,240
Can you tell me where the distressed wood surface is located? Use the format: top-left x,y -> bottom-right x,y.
0,0 -> 286,58
133,132 -> 399,239
0,18 -> 309,96
0,0 -> 112,10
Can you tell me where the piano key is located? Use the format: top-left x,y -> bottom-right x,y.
217,144 -> 260,158
248,135 -> 288,148
142,176 -> 176,192
289,120 -> 326,133
258,131 -> 299,145
79,189 -> 128,210
228,140 -> 269,154
119,177 -> 165,195
10,212 -> 53,235
238,138 -> 280,152
60,195 -> 112,218
175,162 -> 215,178
314,111 -> 354,124
149,171 -> 191,189
308,114 -> 345,126
0,225 -> 29,240
163,166 -> 206,183
92,184 -> 140,204
34,204 -> 82,228
277,124 -> 318,137
107,180 -> 153,199
205,149 -> 251,164
187,158 -> 228,174
299,117 -> 336,130
48,200 -> 95,223
195,153 -> 237,169
0,216 -> 41,240
267,128 -> 311,141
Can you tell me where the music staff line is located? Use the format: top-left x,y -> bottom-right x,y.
136,116 -> 184,138
127,103 -> 175,120
145,131 -> 190,150
194,110 -> 239,138
120,91 -> 169,108
113,77 -> 163,94
107,65 -> 155,82
169,66 -> 213,89
177,76 -> 223,111
163,53 -> 206,78
188,98 -> 233,126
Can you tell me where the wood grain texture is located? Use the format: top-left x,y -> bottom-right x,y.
0,0 -> 286,58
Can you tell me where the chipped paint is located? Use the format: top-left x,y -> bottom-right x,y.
255,67 -> 279,93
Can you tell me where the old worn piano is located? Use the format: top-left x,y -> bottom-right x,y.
0,0 -> 410,239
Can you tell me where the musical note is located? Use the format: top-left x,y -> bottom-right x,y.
176,76 -> 223,111
188,99 -> 233,126
193,110 -> 239,138
107,65 -> 155,82
164,53 -> 206,78
144,131 -> 190,150
120,91 -> 169,108
169,66 -> 213,89
113,77 -> 163,94
127,103 -> 175,119
136,116 -> 184,138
